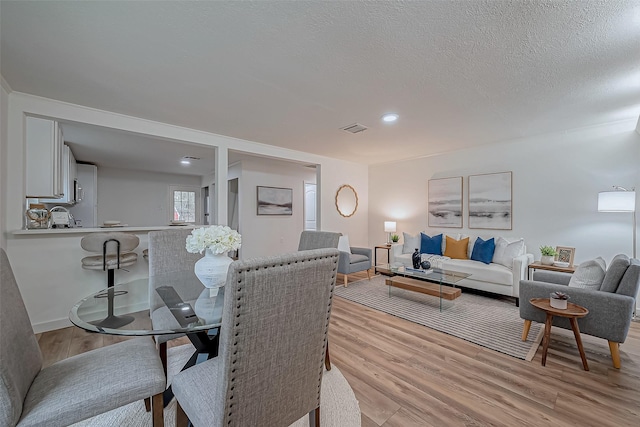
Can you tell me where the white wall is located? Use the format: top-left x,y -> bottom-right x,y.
0,79 -> 10,250
97,167 -> 201,226
369,120 -> 640,265
235,157 -> 316,259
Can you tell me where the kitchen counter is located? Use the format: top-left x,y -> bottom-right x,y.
13,225 -> 196,235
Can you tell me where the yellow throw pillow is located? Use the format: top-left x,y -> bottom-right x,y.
444,236 -> 469,260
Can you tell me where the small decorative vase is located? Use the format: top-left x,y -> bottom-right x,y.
420,260 -> 431,270
412,249 -> 421,269
541,255 -> 555,266
194,248 -> 233,293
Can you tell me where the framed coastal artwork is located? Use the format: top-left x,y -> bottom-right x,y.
468,172 -> 512,230
257,186 -> 293,215
428,177 -> 463,228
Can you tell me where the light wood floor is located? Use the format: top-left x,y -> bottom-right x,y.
37,270 -> 640,426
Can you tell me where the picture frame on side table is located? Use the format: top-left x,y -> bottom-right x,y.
468,171 -> 512,230
555,246 -> 576,267
428,176 -> 463,228
257,186 -> 293,215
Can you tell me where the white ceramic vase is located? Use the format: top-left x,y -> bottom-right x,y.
540,255 -> 555,266
194,248 -> 233,291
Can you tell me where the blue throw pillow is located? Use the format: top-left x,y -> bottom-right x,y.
470,237 -> 495,264
420,233 -> 443,255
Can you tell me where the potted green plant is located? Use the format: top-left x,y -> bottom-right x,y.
540,245 -> 557,266
391,234 -> 400,243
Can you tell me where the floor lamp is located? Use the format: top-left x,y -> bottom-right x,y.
598,186 -> 636,259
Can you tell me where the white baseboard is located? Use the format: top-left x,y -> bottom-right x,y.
32,302 -> 149,334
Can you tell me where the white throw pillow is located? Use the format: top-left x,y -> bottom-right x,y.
568,257 -> 606,290
402,232 -> 420,254
492,237 -> 525,269
337,235 -> 351,254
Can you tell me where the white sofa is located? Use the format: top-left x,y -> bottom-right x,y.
389,233 -> 533,304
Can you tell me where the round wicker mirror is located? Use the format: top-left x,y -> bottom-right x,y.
335,184 -> 358,218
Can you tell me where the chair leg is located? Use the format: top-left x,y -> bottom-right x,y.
367,268 -> 371,280
144,397 -> 151,412
325,342 -> 331,371
608,341 -> 621,369
343,274 -> 348,287
176,401 -> 189,427
151,393 -> 164,427
159,341 -> 168,378
521,320 -> 532,341
309,406 -> 320,427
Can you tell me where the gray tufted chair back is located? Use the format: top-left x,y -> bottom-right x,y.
172,248 -> 339,426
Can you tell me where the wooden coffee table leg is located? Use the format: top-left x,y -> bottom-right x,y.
569,317 -> 589,371
541,313 -> 553,366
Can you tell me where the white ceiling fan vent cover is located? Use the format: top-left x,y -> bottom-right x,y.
340,123 -> 368,134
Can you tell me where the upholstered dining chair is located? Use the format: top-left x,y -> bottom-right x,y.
148,228 -> 204,374
80,232 -> 139,328
171,248 -> 339,427
297,230 -> 341,371
0,249 -> 166,427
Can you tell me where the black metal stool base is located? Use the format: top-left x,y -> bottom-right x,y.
90,314 -> 135,329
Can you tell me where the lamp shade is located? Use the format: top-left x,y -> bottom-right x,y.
384,221 -> 397,233
598,191 -> 636,212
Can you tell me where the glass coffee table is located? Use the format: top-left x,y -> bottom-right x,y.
377,264 -> 470,311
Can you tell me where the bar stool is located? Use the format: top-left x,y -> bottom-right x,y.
80,232 -> 139,328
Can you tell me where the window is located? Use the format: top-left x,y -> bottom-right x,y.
170,185 -> 200,223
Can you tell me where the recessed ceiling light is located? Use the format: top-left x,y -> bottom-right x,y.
180,159 -> 191,165
381,113 -> 399,123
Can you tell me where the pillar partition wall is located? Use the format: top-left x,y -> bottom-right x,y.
215,145 -> 229,227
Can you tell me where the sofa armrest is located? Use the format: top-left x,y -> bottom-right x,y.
337,250 -> 351,273
511,253 -> 534,297
350,247 -> 372,259
389,243 -> 404,264
519,280 -> 635,343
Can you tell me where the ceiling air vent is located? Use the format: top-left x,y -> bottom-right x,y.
340,123 -> 368,134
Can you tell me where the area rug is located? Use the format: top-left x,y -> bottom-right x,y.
335,275 -> 543,361
74,344 -> 360,426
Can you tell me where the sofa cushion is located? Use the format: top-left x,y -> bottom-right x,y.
616,259 -> 640,297
444,236 -> 469,260
600,254 -> 630,293
349,253 -> 369,264
492,237 -> 524,269
442,258 -> 513,286
568,257 -> 606,291
402,232 -> 420,254
420,254 -> 450,269
470,237 -> 495,265
420,233 -> 443,256
337,235 -> 351,254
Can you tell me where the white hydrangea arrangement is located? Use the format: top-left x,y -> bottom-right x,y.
185,225 -> 242,255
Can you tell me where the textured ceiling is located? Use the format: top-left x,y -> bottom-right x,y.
2,1 -> 639,165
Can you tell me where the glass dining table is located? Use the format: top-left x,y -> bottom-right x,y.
69,269 -> 224,404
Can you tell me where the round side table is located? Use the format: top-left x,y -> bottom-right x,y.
529,298 -> 590,371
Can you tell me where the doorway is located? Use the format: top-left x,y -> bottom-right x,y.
304,182 -> 317,231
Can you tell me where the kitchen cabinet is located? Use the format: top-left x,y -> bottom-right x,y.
25,116 -> 65,198
40,144 -> 77,204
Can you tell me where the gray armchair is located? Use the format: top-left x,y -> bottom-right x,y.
520,255 -> 639,368
338,246 -> 373,287
171,248 -> 339,427
0,249 -> 166,427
